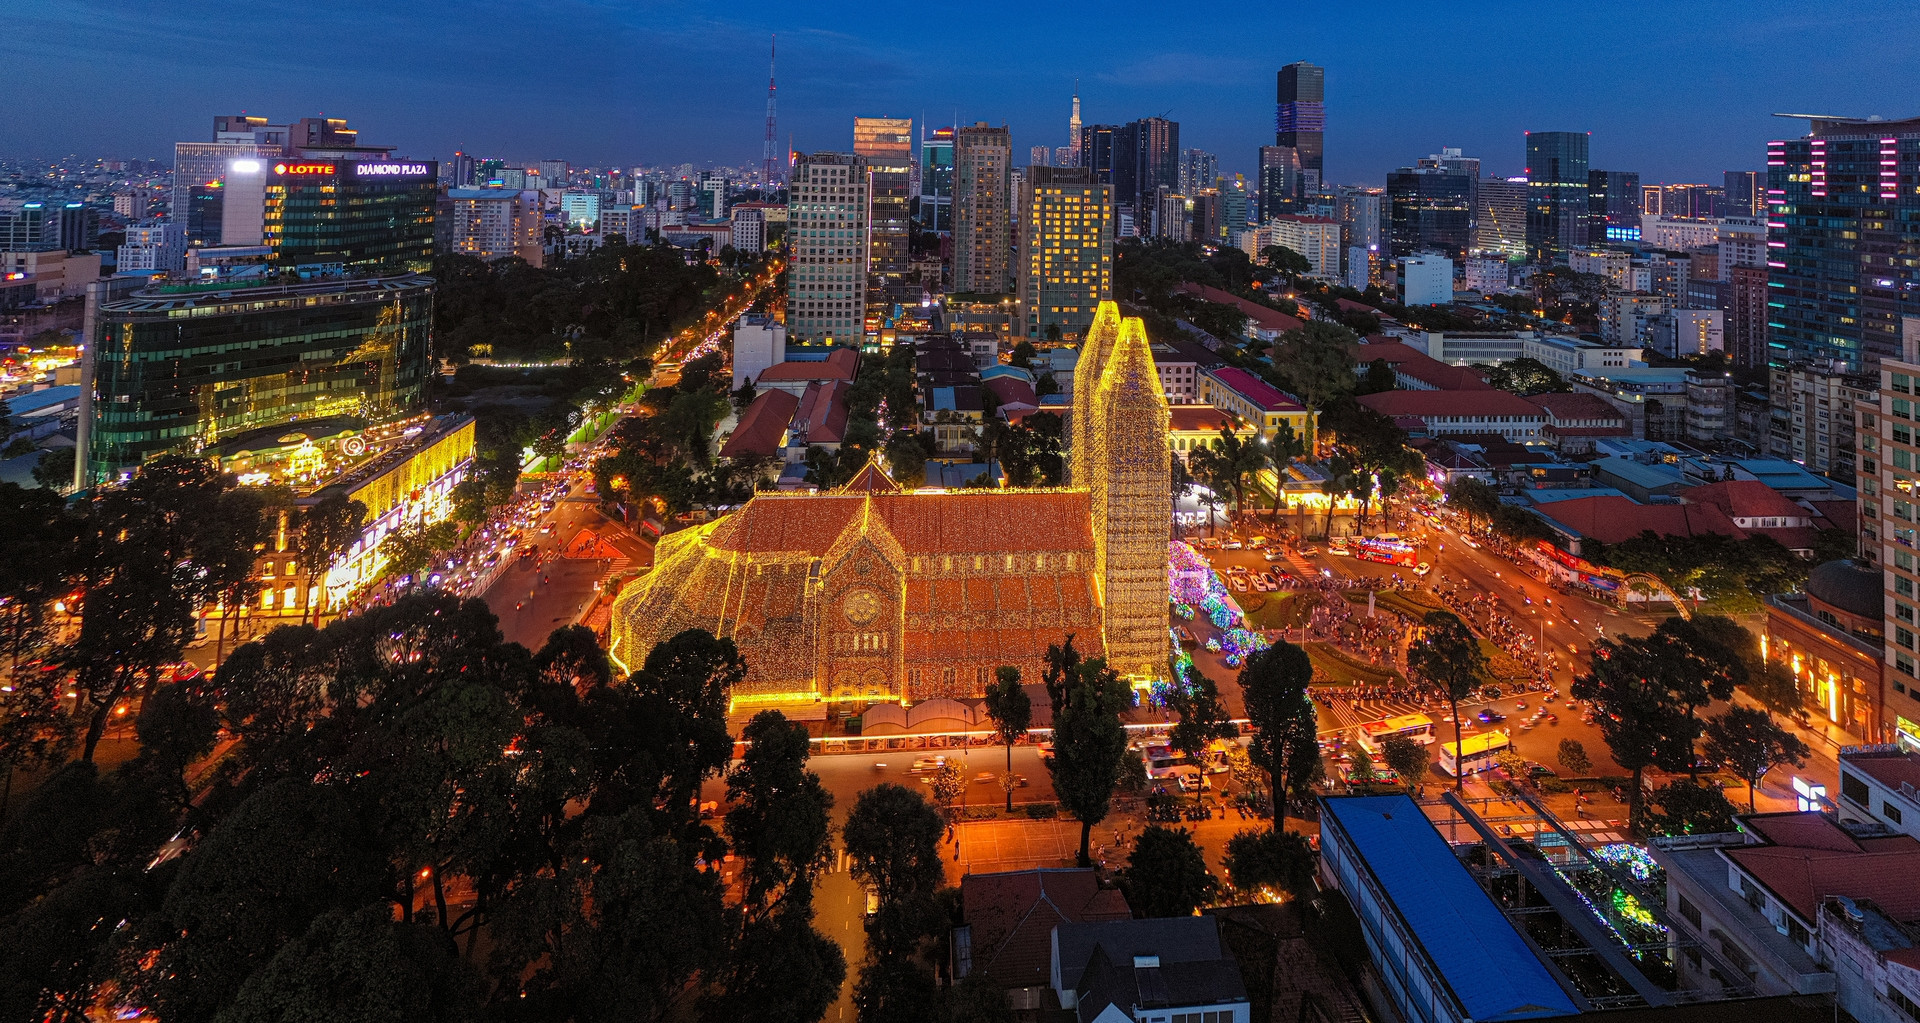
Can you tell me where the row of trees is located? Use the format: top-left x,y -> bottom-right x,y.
1,600 -> 851,1023
0,461 -> 373,774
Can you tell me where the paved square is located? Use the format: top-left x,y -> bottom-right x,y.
950,819 -> 1085,879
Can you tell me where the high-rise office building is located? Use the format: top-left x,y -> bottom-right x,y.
1769,114 -> 1920,369
854,116 -> 913,282
1386,150 -> 1477,258
1179,149 -> 1218,196
263,158 -> 437,272
1258,145 -> 1299,222
1524,131 -> 1589,263
919,126 -> 954,234
1068,90 -> 1082,152
1587,169 -> 1642,244
1130,117 -> 1180,223
1016,166 -> 1112,341
1029,146 -> 1053,167
1473,177 -> 1529,261
1220,177 -> 1251,234
0,201 -> 96,252
786,152 -> 870,341
1080,125 -> 1118,186
1054,146 -> 1079,169
1724,170 -> 1764,217
953,123 -> 1013,294
537,160 -> 569,186
445,152 -> 477,188
85,273 -> 434,486
1275,62 -> 1325,199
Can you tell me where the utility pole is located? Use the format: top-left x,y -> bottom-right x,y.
762,35 -> 780,190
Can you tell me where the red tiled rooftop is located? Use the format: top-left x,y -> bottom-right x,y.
1530,496 -> 1744,545
1842,750 -> 1920,799
1347,341 -> 1427,367
1176,282 -> 1305,333
1728,812 -> 1920,924
1681,480 -> 1812,522
1526,392 -> 1628,424
755,347 -> 859,384
717,387 -> 799,459
1206,366 -> 1305,412
1169,404 -> 1232,432
961,869 -> 1132,989
792,378 -> 851,444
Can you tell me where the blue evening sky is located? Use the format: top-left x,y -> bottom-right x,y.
4,0 -> 1917,185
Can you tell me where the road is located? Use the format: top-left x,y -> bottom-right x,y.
477,480 -> 649,651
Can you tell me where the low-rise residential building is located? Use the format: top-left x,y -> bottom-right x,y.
1168,404 -> 1232,465
1569,249 -> 1632,290
1686,369 -> 1736,444
752,347 -> 860,397
1356,389 -> 1545,442
1051,917 -> 1251,1023
731,315 -> 789,390
1150,337 -> 1226,403
1650,811 -> 1920,1011
1647,308 -> 1725,359
1526,392 -> 1631,454
717,387 -> 802,463
1838,747 -> 1920,833
1522,334 -> 1643,376
1602,293 -> 1671,345
1196,366 -> 1313,441
952,868 -> 1131,1003
1570,367 -> 1692,441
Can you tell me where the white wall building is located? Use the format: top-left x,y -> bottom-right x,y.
1569,249 -> 1632,290
1523,334 -> 1644,375
1399,254 -> 1452,306
450,189 -> 544,267
731,315 -> 788,391
1262,215 -> 1343,280
786,152 -> 870,342
1462,257 -> 1509,294
559,191 -> 601,230
1640,215 -> 1722,251
116,221 -> 186,274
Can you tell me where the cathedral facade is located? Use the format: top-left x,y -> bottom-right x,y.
608,301 -> 1170,705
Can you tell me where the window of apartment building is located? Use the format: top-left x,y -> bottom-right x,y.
1889,985 -> 1920,1022
1887,801 -> 1906,825
1678,894 -> 1702,930
1900,654 -> 1918,678
1843,770 -> 1871,806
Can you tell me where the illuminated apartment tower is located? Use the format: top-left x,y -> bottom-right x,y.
1017,166 -> 1113,340
1858,316 -> 1919,732
953,123 -> 1013,294
785,152 -> 870,342
1075,301 -> 1172,679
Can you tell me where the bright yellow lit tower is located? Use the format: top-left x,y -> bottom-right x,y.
1085,310 -> 1171,679
1068,301 -> 1123,488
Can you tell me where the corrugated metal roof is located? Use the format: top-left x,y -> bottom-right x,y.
1323,795 -> 1578,1022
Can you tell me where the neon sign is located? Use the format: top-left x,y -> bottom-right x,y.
273,162 -> 336,175
351,162 -> 435,178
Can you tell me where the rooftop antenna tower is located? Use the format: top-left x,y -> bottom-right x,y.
762,36 -> 780,189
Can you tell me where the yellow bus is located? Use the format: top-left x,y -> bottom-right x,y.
1438,730 -> 1512,776
1358,713 -> 1435,752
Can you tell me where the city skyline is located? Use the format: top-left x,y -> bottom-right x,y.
6,0 -> 1919,184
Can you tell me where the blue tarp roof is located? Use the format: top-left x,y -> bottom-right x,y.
1323,795 -> 1579,1022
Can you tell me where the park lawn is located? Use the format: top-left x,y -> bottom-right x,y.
1242,592 -> 1311,632
1306,642 -> 1403,686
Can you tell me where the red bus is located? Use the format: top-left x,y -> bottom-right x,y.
1353,538 -> 1417,567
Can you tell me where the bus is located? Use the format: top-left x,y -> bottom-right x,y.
1353,537 -> 1418,567
1438,730 -> 1513,776
1358,713 -> 1435,752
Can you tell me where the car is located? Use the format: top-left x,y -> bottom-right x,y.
1298,546 -> 1319,556
1221,539 -> 1243,550
1263,550 -> 1289,562
1226,564 -> 1249,576
1476,709 -> 1506,723
1231,577 -> 1249,593
1413,562 -> 1432,576
1515,700 -> 1527,710
1526,763 -> 1558,779
865,888 -> 880,916
1462,537 -> 1482,549
1328,546 -> 1351,557
540,522 -> 556,534
908,756 -> 948,774
974,772 -> 997,785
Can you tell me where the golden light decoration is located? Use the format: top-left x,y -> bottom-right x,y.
607,303 -> 1174,704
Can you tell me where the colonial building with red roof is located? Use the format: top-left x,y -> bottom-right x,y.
1356,389 -> 1546,442
954,869 -> 1131,995
1197,366 -> 1314,441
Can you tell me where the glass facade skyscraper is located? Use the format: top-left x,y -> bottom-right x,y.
918,127 -> 953,234
1587,169 -> 1641,243
263,159 -> 437,272
86,274 -> 434,485
1768,115 -> 1920,370
1386,164 -> 1474,258
1524,131 -> 1590,263
1276,62 -> 1325,198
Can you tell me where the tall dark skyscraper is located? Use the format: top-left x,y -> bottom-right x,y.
1132,116 -> 1180,215
1723,170 -> 1764,217
1386,158 -> 1475,259
1769,114 -> 1920,369
1275,62 -> 1325,198
1524,131 -> 1589,263
1258,145 -> 1298,222
1587,169 -> 1641,243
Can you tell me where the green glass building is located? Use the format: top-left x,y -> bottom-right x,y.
263,159 -> 437,272
85,274 -> 434,485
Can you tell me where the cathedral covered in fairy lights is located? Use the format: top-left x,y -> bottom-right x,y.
608,302 -> 1171,706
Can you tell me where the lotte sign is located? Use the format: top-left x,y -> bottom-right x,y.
273,162 -> 336,175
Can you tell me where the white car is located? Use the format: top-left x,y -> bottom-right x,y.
908,756 -> 948,774
1414,562 -> 1432,576
1328,546 -> 1352,557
